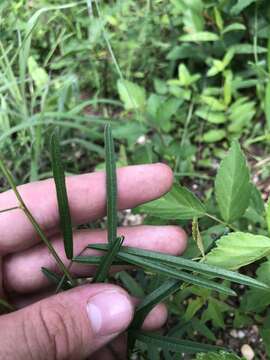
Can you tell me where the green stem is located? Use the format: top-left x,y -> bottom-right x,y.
0,158 -> 75,285
205,213 -> 238,232
0,206 -> 20,214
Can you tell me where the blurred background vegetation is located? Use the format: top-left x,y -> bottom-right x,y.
1,0 -> 270,358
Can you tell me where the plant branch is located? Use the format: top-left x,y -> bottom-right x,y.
0,158 -> 75,285
205,213 -> 238,232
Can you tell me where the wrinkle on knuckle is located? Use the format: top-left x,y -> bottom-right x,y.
36,301 -> 82,360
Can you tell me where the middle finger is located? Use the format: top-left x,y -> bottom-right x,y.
3,225 -> 187,294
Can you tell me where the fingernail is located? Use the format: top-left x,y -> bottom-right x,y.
86,290 -> 133,336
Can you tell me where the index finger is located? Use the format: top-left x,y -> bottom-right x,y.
0,163 -> 173,254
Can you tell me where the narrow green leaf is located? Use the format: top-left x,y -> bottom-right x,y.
114,252 -> 236,296
137,185 -> 206,220
0,298 -> 15,312
50,132 -> 73,259
180,32 -> 219,42
41,267 -> 72,291
231,0 -> 256,15
104,123 -> 117,244
206,232 -> 270,270
73,255 -> 126,266
0,157 -> 74,285
215,141 -> 251,223
88,244 -> 268,290
93,236 -> 124,283
130,330 -> 224,354
117,271 -> 145,298
131,279 -> 181,329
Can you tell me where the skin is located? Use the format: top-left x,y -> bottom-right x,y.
0,163 -> 187,359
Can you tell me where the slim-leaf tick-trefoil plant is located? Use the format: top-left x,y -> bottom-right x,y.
0,124 -> 269,359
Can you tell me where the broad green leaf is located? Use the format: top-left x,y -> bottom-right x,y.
117,79 -> 146,110
27,56 -> 49,90
200,96 -> 226,111
228,98 -> 255,133
231,0 -> 256,15
180,31 -> 219,42
104,123 -> 117,244
50,132 -> 73,259
232,43 -> 267,54
222,23 -> 246,34
130,330 -> 223,354
206,232 -> 270,270
137,185 -> 206,220
88,243 -> 269,290
215,141 -> 251,223
93,236 -> 124,283
202,129 -> 226,143
196,108 -> 226,124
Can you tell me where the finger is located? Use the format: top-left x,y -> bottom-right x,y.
92,304 -> 168,360
0,284 -> 134,360
141,303 -> 168,331
0,258 -> 4,297
4,226 -> 187,294
13,289 -> 168,331
92,335 -> 127,360
0,164 -> 173,254
13,295 -> 167,334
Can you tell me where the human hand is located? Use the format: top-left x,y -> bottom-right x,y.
0,163 -> 187,360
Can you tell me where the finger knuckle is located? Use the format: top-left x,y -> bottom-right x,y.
35,301 -> 82,360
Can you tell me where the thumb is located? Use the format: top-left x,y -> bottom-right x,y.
0,284 -> 134,360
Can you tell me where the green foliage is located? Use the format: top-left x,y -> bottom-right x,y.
206,232 -> 270,270
50,132 -> 73,259
137,185 -> 206,220
1,0 -> 270,357
215,141 -> 251,223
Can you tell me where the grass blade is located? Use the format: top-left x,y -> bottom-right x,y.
41,267 -> 72,291
129,330 -> 224,354
128,280 -> 181,351
104,123 -> 117,244
115,252 -> 236,296
73,255 -> 126,266
131,279 -> 181,330
80,245 -> 236,296
93,236 -> 124,283
88,244 -> 268,290
117,271 -> 145,298
50,132 -> 73,259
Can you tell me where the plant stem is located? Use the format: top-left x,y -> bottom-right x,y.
205,213 -> 238,232
0,206 -> 20,214
0,158 -> 75,285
